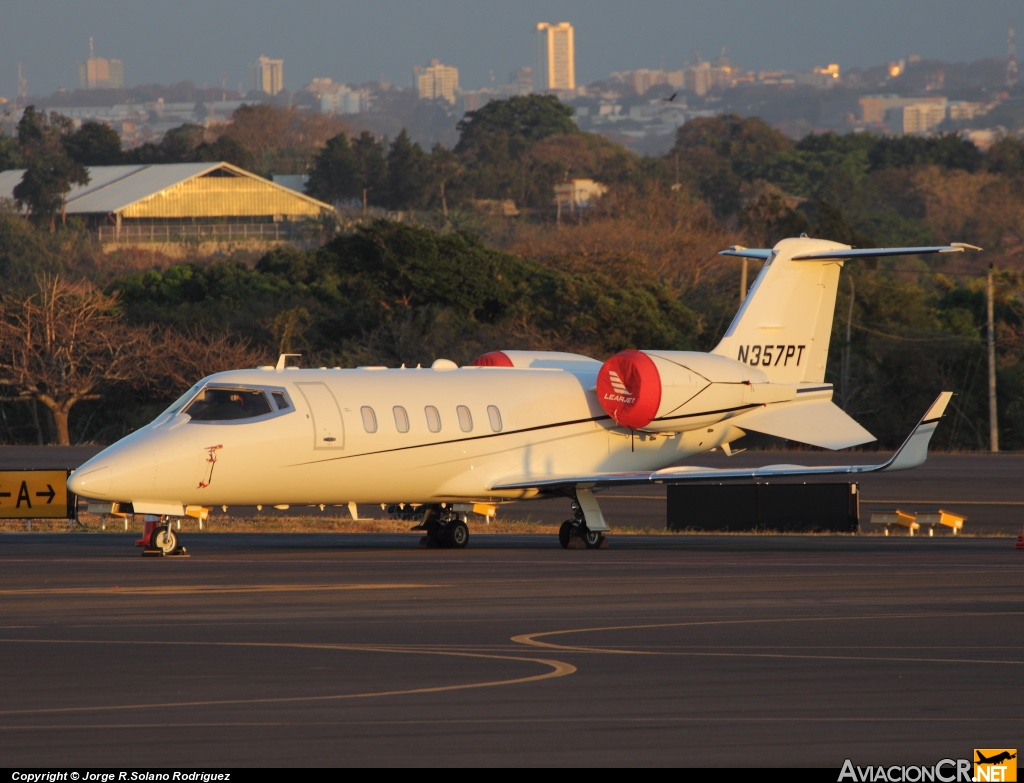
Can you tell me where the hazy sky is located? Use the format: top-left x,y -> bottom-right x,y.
2,1 -> 1018,99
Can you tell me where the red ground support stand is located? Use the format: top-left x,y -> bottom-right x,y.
135,515 -> 160,547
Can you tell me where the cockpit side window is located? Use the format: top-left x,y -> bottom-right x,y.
272,392 -> 291,411
183,387 -> 274,421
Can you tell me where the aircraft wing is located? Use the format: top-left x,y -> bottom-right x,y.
489,392 -> 951,492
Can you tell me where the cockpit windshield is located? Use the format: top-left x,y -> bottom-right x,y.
182,387 -> 274,421
160,382 -> 204,417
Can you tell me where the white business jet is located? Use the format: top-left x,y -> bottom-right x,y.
69,236 -> 977,552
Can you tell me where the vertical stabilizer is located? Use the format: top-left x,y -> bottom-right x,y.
713,237 -> 849,384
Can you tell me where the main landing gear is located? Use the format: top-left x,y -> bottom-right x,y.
413,506 -> 469,549
559,489 -> 609,549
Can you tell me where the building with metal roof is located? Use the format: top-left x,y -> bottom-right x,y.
0,162 -> 334,246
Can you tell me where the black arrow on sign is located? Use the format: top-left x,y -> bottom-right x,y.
35,484 -> 56,504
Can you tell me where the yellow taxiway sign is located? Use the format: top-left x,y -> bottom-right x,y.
0,470 -> 74,519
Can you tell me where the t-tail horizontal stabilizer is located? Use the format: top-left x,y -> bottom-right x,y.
487,392 -> 952,491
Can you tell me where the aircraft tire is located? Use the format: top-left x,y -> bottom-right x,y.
448,519 -> 469,548
582,527 -> 602,549
558,521 -> 573,549
151,526 -> 178,554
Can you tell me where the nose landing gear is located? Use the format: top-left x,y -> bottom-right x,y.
137,514 -> 188,557
149,525 -> 182,555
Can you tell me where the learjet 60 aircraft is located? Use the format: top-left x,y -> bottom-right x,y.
69,236 -> 977,552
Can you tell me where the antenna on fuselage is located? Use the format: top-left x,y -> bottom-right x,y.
276,354 -> 302,371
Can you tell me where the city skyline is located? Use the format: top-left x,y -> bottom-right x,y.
1,1 -> 1019,101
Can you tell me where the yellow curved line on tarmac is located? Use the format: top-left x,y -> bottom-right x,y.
0,583 -> 443,596
513,610 -> 1024,666
0,638 -> 575,716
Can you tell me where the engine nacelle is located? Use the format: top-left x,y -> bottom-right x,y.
468,350 -> 602,372
597,349 -> 768,430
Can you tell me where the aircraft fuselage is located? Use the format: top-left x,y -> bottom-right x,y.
69,358 -> 783,514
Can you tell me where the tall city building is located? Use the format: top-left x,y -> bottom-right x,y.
77,37 -> 124,90
249,55 -> 284,96
534,22 -> 575,91
413,59 -> 459,103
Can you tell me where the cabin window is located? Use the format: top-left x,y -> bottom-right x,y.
487,405 -> 502,432
457,405 -> 473,432
183,387 -> 273,421
425,406 -> 441,433
272,392 -> 291,411
361,406 -> 378,433
393,406 -> 410,433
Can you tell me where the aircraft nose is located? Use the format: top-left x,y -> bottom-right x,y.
67,444 -> 158,503
68,465 -> 113,499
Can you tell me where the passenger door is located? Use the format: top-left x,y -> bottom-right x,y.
295,382 -> 345,449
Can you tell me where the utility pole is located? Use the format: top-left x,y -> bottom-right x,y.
841,275 -> 855,409
1008,20 -> 1018,89
987,264 -> 999,452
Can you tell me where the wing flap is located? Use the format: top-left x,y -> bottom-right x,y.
732,400 -> 875,450
488,393 -> 951,492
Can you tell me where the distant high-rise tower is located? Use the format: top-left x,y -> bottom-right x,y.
250,55 -> 284,96
1008,20 -> 1018,88
413,59 -> 459,103
534,22 -> 575,91
77,37 -> 125,90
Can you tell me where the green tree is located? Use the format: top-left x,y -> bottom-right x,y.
985,135 -> 1024,176
0,133 -> 21,171
455,95 -> 577,159
670,114 -> 793,218
428,143 -> 461,215
453,95 -> 577,204
305,132 -> 360,204
193,135 -> 253,169
156,123 -> 205,162
0,203 -> 65,289
62,121 -> 123,166
383,129 -> 431,210
13,107 -> 89,231
351,131 -> 387,206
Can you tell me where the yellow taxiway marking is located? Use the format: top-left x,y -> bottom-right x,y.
513,611 -> 1024,666
0,638 -> 575,716
0,583 -> 442,596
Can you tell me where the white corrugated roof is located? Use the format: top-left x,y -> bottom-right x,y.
0,168 -> 29,200
0,163 -> 332,214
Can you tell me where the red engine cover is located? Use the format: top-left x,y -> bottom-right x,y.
468,351 -> 514,367
596,350 -> 663,429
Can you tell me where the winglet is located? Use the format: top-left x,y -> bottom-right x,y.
879,392 -> 952,472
